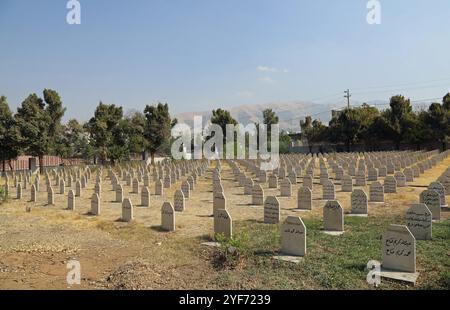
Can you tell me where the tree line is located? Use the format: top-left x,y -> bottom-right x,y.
1,90 -> 449,173
300,93 -> 450,152
0,90 -> 176,172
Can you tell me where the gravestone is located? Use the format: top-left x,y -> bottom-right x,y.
382,225 -> 416,273
67,190 -> 75,210
404,168 -> 414,182
288,172 -> 297,185
268,175 -> 278,189
297,187 -> 312,211
322,180 -> 335,200
121,198 -> 134,222
141,186 -> 150,207
164,175 -> 171,188
264,196 -> 280,224
350,189 -> 368,215
419,190 -> 441,221
394,172 -> 406,187
384,176 -> 397,193
252,184 -> 264,206
59,180 -> 65,194
47,187 -> 54,205
94,182 -> 101,199
428,182 -> 446,207
213,191 -> 226,212
75,180 -> 82,197
214,209 -> 232,239
132,178 -> 140,194
303,175 -> 313,190
341,175 -> 353,192
188,176 -> 195,190
281,216 -> 306,257
280,178 -> 292,197
91,193 -> 100,215
378,166 -> 387,177
16,183 -> 22,199
355,170 -> 366,186
259,170 -> 267,183
155,179 -> 163,196
244,178 -> 254,195
406,203 -> 432,240
174,190 -> 185,212
181,180 -> 190,198
161,202 -> 175,231
323,200 -> 344,233
115,184 -> 124,203
368,168 -> 378,181
369,181 -> 384,202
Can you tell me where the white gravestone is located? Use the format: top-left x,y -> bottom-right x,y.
264,196 -> 280,224
214,209 -> 232,239
323,200 -> 344,233
406,203 -> 432,240
297,187 -> 312,211
174,189 -> 185,212
350,189 -> 368,215
281,216 -> 306,257
161,202 -> 175,231
419,190 -> 441,221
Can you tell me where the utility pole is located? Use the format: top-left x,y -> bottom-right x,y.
344,89 -> 351,109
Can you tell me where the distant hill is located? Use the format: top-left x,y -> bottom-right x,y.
174,98 -> 436,132
175,101 -> 337,132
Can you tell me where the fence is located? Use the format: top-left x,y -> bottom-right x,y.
1,156 -> 84,172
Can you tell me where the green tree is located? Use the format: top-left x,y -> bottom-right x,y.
262,108 -> 279,137
86,102 -> 123,164
279,131 -> 292,154
300,117 -> 327,153
15,93 -> 51,174
61,119 -> 93,160
426,98 -> 450,150
383,95 -> 414,149
210,108 -> 237,142
43,89 -> 66,156
0,96 -> 21,172
143,103 -> 173,164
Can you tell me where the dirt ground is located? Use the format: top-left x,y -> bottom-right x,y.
0,156 -> 449,290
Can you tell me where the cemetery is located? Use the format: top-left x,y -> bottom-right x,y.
1,1 -> 450,296
0,150 -> 449,289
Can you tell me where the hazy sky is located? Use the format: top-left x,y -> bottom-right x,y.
1,0 -> 450,121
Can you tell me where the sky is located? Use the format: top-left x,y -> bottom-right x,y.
1,0 -> 450,122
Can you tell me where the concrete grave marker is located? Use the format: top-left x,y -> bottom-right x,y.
174,189 -> 185,212
264,196 -> 280,224
419,190 -> 441,221
214,209 -> 232,239
297,187 -> 312,211
161,202 -> 175,231
121,198 -> 134,222
91,193 -> 100,215
406,203 -> 432,240
252,184 -> 264,206
141,186 -> 150,207
280,178 -> 292,197
381,225 -> 418,283
323,200 -> 344,234
67,189 -> 75,210
350,189 -> 368,216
